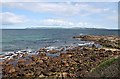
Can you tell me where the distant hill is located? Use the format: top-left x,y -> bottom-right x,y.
25,27 -> 119,30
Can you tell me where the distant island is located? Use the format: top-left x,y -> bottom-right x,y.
25,27 -> 119,30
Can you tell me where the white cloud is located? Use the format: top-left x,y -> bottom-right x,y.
1,2 -> 117,29
1,0 -> 119,2
1,0 -> 44,2
38,18 -> 100,28
41,19 -> 74,26
3,2 -> 113,16
0,12 -> 26,25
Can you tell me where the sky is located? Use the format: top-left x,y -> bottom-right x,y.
0,0 -> 119,29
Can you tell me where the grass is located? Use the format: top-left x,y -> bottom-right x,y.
90,56 -> 120,72
98,56 -> 119,68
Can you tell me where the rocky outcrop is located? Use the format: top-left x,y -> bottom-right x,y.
2,46 -> 120,78
73,35 -> 120,49
1,35 -> 120,78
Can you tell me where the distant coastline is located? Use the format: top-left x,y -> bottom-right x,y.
25,27 -> 119,30
1,27 -> 120,30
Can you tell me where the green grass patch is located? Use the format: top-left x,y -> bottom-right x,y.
98,56 -> 119,68
90,56 -> 120,72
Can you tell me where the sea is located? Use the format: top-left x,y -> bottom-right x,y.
1,28 -> 119,54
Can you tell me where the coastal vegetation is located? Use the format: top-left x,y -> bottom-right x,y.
88,56 -> 119,77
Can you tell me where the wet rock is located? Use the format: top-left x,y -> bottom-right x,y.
0,55 -> 5,58
4,59 -> 15,64
38,52 -> 46,57
28,62 -> 36,66
48,49 -> 59,54
0,62 -> 3,66
22,53 -> 29,58
36,59 -> 44,64
12,55 -> 18,59
4,64 -> 15,74
82,47 -> 89,51
24,72 -> 34,77
30,55 -> 38,61
18,59 -> 26,63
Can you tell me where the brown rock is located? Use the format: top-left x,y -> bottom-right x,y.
48,49 -> 58,54
36,59 -> 44,64
4,64 -> 16,73
22,53 -> 28,58
18,59 -> 26,63
24,72 -> 34,77
9,67 -> 16,73
0,62 -> 3,66
31,55 -> 38,61
39,74 -> 45,77
38,53 -> 46,57
65,63 -> 69,67
67,54 -> 73,58
62,72 -> 68,77
0,55 -> 5,58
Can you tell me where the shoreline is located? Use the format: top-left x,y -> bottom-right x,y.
1,35 -> 120,78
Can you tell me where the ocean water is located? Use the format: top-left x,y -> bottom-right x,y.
1,29 -> 118,53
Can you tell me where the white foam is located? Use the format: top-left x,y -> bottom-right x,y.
46,46 -> 58,50
78,42 -> 94,46
78,43 -> 86,46
5,52 -> 14,55
1,49 -> 34,60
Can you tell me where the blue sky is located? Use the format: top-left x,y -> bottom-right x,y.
0,1 -> 118,29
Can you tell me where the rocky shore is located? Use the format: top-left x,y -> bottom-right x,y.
1,35 -> 120,78
73,35 -> 120,49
